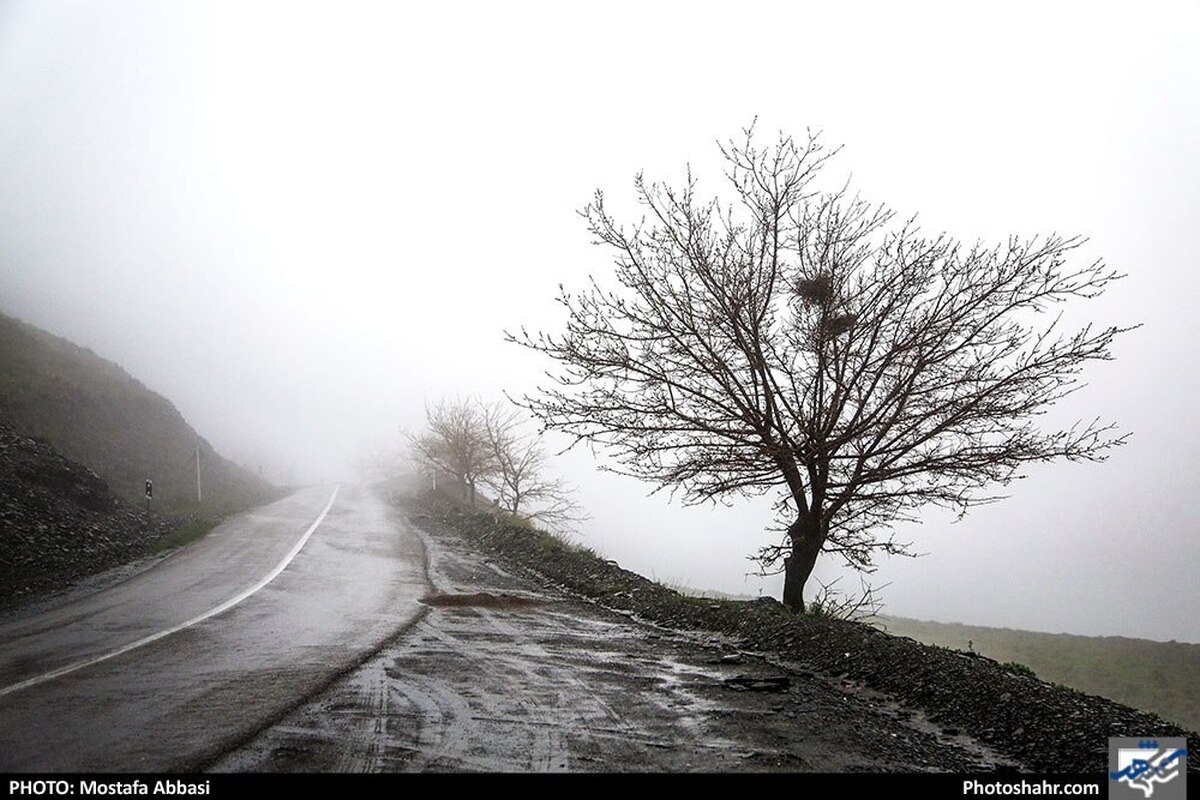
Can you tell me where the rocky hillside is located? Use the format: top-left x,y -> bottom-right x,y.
0,312 -> 274,512
0,423 -> 176,607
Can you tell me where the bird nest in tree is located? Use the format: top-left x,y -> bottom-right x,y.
823,313 -> 857,338
795,276 -> 833,304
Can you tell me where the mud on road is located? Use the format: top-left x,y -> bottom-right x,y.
212,506 -> 1017,773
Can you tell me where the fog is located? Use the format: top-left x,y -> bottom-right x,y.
2,2 -> 1197,642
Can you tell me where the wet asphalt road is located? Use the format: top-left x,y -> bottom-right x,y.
0,485 -> 428,771
2,488 -> 1016,773
213,507 -> 1016,773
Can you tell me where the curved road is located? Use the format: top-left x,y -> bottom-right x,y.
0,484 -> 428,771
214,504 -> 1018,773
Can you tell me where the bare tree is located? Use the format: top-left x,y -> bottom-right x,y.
479,401 -> 586,532
405,397 -> 585,529
406,397 -> 493,504
508,126 -> 1134,612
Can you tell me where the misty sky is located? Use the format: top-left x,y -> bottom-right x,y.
1,2 -> 1197,642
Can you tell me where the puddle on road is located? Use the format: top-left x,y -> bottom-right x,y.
419,592 -> 545,610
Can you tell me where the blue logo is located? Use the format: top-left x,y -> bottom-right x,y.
1109,737 -> 1187,799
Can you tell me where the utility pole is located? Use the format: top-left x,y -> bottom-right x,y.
195,443 -> 203,504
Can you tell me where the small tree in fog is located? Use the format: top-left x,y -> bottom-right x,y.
406,397 -> 493,504
479,401 -> 585,532
355,444 -> 407,484
407,397 -> 584,529
508,126 -> 1134,612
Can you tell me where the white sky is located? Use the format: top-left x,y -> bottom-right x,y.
1,1 -> 1197,641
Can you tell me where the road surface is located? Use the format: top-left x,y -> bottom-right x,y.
2,486 -> 1015,773
214,503 -> 1017,773
0,484 -> 427,771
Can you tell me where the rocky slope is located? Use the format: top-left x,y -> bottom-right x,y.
410,492 -> 1200,774
0,423 -> 176,607
0,312 -> 274,512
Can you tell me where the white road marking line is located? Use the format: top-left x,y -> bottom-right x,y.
0,485 -> 341,698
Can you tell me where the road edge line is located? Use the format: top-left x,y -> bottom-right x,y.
0,485 -> 341,699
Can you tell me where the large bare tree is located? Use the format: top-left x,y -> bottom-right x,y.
508,127 -> 1133,612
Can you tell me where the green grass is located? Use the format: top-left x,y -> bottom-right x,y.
531,527 -> 597,558
1003,661 -> 1038,678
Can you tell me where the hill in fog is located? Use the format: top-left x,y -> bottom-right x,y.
0,312 -> 275,513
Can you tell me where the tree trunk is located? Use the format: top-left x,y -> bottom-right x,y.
781,511 -> 825,613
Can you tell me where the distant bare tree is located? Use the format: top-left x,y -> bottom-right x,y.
405,397 -> 585,528
406,397 -> 493,504
479,401 -> 586,532
355,443 -> 407,484
508,125 -> 1134,612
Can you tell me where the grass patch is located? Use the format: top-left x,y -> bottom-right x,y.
1004,661 -> 1038,678
532,528 -> 596,558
